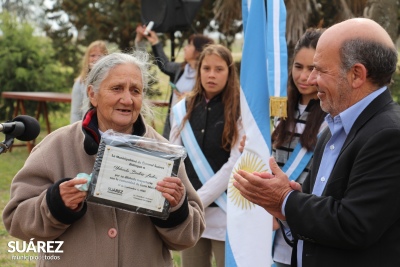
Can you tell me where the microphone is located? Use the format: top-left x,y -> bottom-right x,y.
0,115 -> 40,141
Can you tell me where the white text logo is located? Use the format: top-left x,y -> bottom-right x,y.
7,238 -> 64,253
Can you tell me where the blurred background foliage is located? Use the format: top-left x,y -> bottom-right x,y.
0,0 -> 400,121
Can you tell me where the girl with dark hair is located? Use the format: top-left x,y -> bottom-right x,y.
271,28 -> 327,267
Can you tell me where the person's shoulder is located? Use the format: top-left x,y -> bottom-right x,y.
72,77 -> 85,88
144,124 -> 169,142
73,76 -> 83,83
358,101 -> 400,137
32,124 -> 77,153
374,94 -> 400,119
47,124 -> 79,140
381,102 -> 400,127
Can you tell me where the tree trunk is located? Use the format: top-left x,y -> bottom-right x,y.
363,0 -> 398,44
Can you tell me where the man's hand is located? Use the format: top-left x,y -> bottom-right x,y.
289,180 -> 302,192
233,157 -> 293,220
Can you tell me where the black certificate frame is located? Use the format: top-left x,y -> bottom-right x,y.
86,130 -> 186,220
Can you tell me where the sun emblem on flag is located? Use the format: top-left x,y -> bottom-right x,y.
228,151 -> 268,210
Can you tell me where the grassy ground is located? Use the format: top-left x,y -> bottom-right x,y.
0,143 -> 33,267
0,112 -> 68,267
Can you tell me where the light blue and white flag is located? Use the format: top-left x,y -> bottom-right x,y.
226,0 -> 287,266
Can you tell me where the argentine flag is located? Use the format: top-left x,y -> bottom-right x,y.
226,0 -> 287,266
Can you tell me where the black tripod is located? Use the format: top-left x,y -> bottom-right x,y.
0,134 -> 16,155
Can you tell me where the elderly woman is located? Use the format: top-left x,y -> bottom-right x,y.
2,52 -> 205,267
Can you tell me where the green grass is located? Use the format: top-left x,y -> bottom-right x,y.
0,111 -> 71,266
0,124 -> 42,266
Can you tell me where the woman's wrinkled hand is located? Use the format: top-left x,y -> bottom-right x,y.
59,178 -> 88,211
156,177 -> 185,207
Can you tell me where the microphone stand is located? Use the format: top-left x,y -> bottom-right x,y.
0,134 -> 15,154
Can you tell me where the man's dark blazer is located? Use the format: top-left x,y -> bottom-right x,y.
285,89 -> 400,267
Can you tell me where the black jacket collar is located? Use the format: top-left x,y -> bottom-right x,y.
81,108 -> 146,155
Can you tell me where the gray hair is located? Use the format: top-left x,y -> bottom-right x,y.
339,38 -> 398,87
83,50 -> 154,120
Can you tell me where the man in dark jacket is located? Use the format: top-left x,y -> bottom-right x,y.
233,18 -> 400,267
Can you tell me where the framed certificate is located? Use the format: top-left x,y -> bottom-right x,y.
87,131 -> 186,219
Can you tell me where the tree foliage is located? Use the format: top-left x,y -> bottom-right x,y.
43,1 -> 242,53
284,0 -> 399,46
0,12 -> 73,119
1,0 -> 44,23
42,3 -> 81,71
41,0 -> 238,98
364,0 -> 398,43
2,0 -> 400,109
45,0 -> 142,51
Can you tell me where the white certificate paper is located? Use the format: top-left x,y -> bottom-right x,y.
93,145 -> 174,212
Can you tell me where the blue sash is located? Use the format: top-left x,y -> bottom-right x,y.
172,99 -> 227,212
281,124 -> 328,181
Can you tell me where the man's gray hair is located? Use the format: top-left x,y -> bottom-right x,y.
339,38 -> 398,87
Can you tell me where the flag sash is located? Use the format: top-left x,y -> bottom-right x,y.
172,99 -> 227,212
281,143 -> 313,181
282,124 -> 328,181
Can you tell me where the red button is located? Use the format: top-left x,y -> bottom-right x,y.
108,228 -> 117,238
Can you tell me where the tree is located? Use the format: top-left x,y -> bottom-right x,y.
208,0 -> 242,48
42,1 -> 81,71
284,0 -> 400,103
43,0 -> 244,51
363,0 -> 398,43
44,0 -> 142,50
0,12 -> 73,119
284,1 -> 399,54
284,0 -> 369,59
363,0 -> 400,103
1,0 -> 45,23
